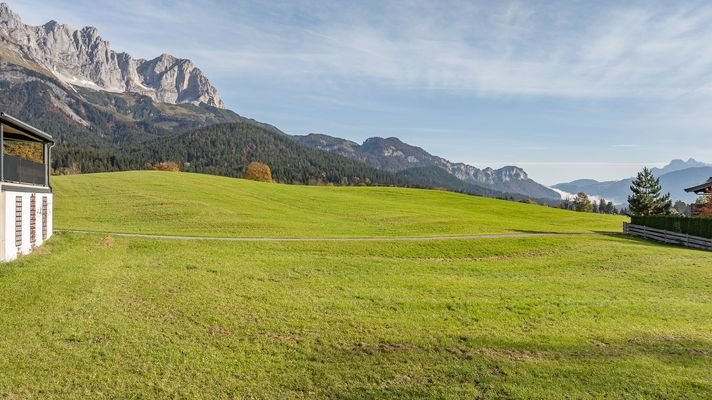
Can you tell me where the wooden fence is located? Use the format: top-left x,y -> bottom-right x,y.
623,223 -> 712,251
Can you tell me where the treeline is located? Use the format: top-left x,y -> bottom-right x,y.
559,192 -> 625,214
53,122 -> 415,187
131,123 -> 414,186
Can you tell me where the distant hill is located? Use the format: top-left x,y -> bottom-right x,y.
52,121 -> 417,187
294,133 -> 560,200
554,160 -> 712,204
651,158 -> 710,176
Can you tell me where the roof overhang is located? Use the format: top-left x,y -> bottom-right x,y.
0,112 -> 55,143
684,178 -> 712,194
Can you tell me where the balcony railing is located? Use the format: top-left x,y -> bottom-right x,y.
2,154 -> 47,186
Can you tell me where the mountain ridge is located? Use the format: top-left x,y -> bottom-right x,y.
0,2 -> 223,108
554,159 -> 712,204
294,133 -> 560,199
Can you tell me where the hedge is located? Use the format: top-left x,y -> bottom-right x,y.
631,215 -> 712,239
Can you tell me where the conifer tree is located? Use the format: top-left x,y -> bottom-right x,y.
598,197 -> 607,213
628,167 -> 672,216
573,192 -> 593,212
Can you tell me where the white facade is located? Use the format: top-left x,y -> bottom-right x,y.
0,188 -> 53,262
0,113 -> 55,263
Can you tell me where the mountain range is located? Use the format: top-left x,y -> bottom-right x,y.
0,3 -> 222,107
0,3 -> 558,201
294,134 -> 559,199
554,159 -> 712,204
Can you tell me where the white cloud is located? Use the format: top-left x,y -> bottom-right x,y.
11,0 -> 712,101
177,1 -> 712,100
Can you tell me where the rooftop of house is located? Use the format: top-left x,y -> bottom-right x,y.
685,177 -> 712,194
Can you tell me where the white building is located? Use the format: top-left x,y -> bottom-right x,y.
0,113 -> 54,262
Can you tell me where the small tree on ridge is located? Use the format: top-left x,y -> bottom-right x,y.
573,192 -> 593,212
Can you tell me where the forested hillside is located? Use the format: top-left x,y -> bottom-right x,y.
128,123 -> 414,186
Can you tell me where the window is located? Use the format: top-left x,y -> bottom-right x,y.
15,196 -> 22,247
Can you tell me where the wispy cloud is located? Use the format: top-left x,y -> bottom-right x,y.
179,1 -> 712,100
11,0 -> 712,100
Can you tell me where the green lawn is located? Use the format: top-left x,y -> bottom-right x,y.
53,171 -> 624,237
1,171 -> 709,399
1,233 -> 710,399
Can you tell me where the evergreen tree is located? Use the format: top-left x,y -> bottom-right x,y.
560,198 -> 571,210
627,167 -> 672,216
598,198 -> 607,213
573,192 -> 593,212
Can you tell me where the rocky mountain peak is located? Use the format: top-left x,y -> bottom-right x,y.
0,2 -> 15,20
0,2 -> 21,30
0,3 -> 224,108
651,158 -> 711,176
497,166 -> 528,181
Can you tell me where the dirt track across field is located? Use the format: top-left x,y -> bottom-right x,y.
57,229 -> 596,241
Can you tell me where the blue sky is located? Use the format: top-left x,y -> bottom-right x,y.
9,0 -> 712,184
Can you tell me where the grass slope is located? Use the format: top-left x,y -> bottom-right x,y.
53,171 -> 624,237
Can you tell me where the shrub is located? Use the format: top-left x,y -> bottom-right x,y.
152,161 -> 180,172
244,162 -> 273,183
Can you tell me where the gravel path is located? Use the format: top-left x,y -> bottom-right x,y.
57,229 -> 592,242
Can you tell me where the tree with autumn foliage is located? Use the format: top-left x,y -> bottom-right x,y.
694,195 -> 712,217
152,161 -> 180,172
244,162 -> 273,182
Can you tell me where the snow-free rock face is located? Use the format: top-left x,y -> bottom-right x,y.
0,3 -> 224,107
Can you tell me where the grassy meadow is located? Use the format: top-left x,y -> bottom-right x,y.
53,171 -> 623,237
0,171 -> 710,399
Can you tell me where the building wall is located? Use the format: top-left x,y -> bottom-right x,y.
0,191 -> 53,262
